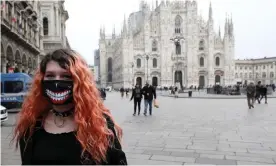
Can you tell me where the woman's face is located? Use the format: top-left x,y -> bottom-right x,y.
44,61 -> 72,81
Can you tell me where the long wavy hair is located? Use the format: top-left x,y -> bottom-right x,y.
12,49 -> 123,164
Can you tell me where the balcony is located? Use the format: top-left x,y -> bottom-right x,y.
171,53 -> 186,61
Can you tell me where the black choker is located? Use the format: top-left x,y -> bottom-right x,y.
52,108 -> 74,117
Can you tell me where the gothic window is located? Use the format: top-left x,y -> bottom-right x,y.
174,15 -> 182,34
153,58 -> 157,68
245,66 -> 247,70
270,72 -> 274,78
176,43 -> 181,55
199,57 -> 204,67
249,72 -> 252,79
240,66 -> 242,70
256,66 -> 258,70
43,17 -> 48,35
262,72 -> 266,78
263,65 -> 265,69
137,58 -> 141,68
152,40 -> 157,51
240,73 -> 243,78
244,73 -> 248,78
235,73 -> 238,78
107,58 -> 112,82
271,64 -> 274,69
199,40 -> 204,50
215,57 -> 220,66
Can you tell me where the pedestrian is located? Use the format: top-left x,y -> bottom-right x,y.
120,87 -> 124,98
246,82 -> 256,109
259,85 -> 268,104
130,84 -> 143,116
255,81 -> 261,104
12,49 -> 127,165
142,82 -> 157,116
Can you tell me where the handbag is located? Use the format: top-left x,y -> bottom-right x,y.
154,99 -> 159,108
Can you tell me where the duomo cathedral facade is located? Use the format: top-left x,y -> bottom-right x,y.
98,0 -> 275,89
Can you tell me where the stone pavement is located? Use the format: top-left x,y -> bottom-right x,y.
1,92 -> 276,165
160,90 -> 276,99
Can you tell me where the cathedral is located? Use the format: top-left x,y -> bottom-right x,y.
99,0 -> 235,89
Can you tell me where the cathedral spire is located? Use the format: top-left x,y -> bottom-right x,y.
224,13 -> 228,36
208,2 -> 212,20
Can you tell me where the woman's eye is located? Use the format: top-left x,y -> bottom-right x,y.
45,74 -> 54,78
63,75 -> 72,79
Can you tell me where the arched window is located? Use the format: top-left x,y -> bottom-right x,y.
249,72 -> 252,79
244,73 -> 248,78
199,57 -> 204,67
176,43 -> 181,55
240,73 -> 243,78
199,40 -> 204,50
235,73 -> 238,78
262,72 -> 266,78
215,57 -> 220,66
175,15 -> 182,34
136,58 -> 141,68
153,58 -> 157,68
270,72 -> 274,78
152,40 -> 157,51
43,17 -> 49,35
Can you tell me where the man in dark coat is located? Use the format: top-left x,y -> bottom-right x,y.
246,82 -> 256,109
130,84 -> 143,116
142,82 -> 156,116
259,85 -> 268,104
255,81 -> 261,103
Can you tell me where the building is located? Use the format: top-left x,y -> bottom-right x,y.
40,0 -> 70,53
99,0 -> 235,89
1,1 -> 43,74
94,49 -> 100,84
234,57 -> 276,85
1,0 -> 70,74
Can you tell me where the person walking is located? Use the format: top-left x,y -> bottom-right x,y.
259,85 -> 268,104
142,82 -> 156,116
255,81 -> 262,104
246,82 -> 256,109
130,84 -> 143,116
120,87 -> 124,98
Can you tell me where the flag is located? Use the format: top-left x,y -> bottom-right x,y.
11,17 -> 16,22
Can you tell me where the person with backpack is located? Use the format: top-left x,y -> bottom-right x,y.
130,84 -> 143,116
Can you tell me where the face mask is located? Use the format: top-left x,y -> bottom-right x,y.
42,80 -> 74,105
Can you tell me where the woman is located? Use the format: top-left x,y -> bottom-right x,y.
12,49 -> 127,165
130,84 -> 142,116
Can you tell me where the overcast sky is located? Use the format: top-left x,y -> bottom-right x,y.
64,0 -> 276,65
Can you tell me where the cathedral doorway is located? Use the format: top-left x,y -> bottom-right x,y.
152,77 -> 158,86
215,75 -> 221,85
136,77 -> 142,87
199,76 -> 205,87
174,71 -> 183,87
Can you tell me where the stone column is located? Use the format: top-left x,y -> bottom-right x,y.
17,63 -> 22,72
55,4 -> 59,36
1,63 -> 6,73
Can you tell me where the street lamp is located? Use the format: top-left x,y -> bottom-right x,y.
170,36 -> 185,87
131,62 -> 134,86
145,54 -> 149,82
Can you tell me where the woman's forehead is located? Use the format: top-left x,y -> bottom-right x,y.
45,61 -> 69,73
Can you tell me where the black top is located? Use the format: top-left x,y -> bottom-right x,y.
130,87 -> 142,100
19,116 -> 127,165
142,85 -> 156,100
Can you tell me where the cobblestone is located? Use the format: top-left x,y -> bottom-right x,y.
1,92 -> 276,165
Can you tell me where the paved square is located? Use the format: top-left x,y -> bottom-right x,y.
1,92 -> 276,165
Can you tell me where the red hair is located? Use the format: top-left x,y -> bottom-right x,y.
12,50 -> 123,164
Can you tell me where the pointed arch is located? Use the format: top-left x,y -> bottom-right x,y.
43,17 -> 49,35
152,58 -> 157,68
175,15 -> 183,34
